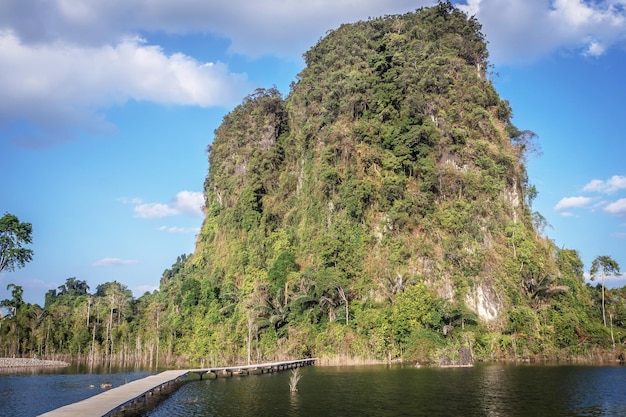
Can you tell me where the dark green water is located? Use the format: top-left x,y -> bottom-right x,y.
2,363 -> 625,416
148,364 -> 626,417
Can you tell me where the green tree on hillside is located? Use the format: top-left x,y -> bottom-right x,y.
57,277 -> 90,297
0,283 -> 24,317
590,255 -> 621,327
0,213 -> 33,274
0,213 -> 33,327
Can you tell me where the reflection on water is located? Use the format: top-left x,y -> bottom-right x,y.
1,362 -> 625,417
569,366 -> 626,416
478,365 -> 564,416
148,364 -> 626,417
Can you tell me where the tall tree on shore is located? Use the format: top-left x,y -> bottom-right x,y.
0,284 -> 24,317
0,213 -> 34,274
590,255 -> 621,327
0,213 -> 33,322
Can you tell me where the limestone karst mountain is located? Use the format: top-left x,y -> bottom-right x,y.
152,3 -> 603,362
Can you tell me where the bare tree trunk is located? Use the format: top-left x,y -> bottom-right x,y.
45,322 -> 50,356
90,323 -> 96,364
155,310 -> 160,368
247,314 -> 253,365
108,306 -> 114,359
602,274 -> 606,327
86,298 -> 91,328
338,286 -> 349,324
610,313 -> 615,349
156,336 -> 160,368
135,334 -> 142,364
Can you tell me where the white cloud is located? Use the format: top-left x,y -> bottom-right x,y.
22,0 -> 623,64
117,197 -> 143,205
583,175 -> 626,193
584,39 -> 606,56
555,196 -> 592,211
583,179 -> 605,192
458,0 -> 626,64
172,190 -> 205,216
93,257 -> 139,267
158,225 -> 200,234
604,198 -> 626,216
0,0 -> 429,56
131,191 -> 204,219
9,2 -> 624,70
2,0 -> 625,69
0,31 -> 248,146
135,284 -> 159,295
135,202 -> 178,219
3,0 -> 626,144
588,270 -> 626,285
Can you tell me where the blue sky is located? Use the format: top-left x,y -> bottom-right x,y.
1,0 -> 625,305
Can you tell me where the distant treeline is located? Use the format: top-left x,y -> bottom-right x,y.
0,259 -> 624,366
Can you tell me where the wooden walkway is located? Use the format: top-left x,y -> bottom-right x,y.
187,358 -> 316,379
39,358 -> 316,417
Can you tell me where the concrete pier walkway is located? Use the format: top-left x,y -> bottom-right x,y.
39,358 -> 316,417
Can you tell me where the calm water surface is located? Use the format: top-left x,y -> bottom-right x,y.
149,364 -> 626,417
2,363 -> 625,416
0,363 -> 156,417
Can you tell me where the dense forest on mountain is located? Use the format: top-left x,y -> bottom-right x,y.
1,2 -> 624,366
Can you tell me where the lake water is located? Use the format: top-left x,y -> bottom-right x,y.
150,363 -> 626,417
2,363 -> 625,416
0,363 -> 156,417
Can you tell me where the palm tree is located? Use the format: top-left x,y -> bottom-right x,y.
256,287 -> 291,332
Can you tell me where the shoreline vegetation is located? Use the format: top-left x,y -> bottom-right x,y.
0,357 -> 70,368
0,347 -> 623,371
312,351 -> 626,368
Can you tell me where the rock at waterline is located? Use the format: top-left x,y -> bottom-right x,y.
0,358 -> 70,368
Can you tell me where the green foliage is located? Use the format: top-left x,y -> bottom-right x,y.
2,4 -> 621,365
268,251 -> 298,295
1,283 -> 24,315
392,283 -> 437,343
0,212 -> 34,273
